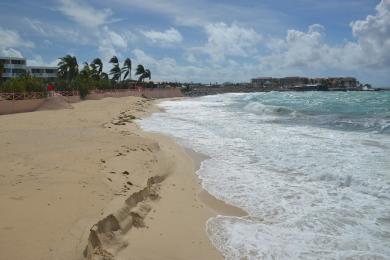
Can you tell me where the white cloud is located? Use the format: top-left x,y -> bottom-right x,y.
57,0 -> 113,28
27,55 -> 45,66
0,48 -> 23,58
197,22 -> 261,63
107,0 -> 284,30
0,27 -> 34,57
129,0 -> 390,85
105,27 -> 128,49
185,53 -> 198,63
142,28 -> 183,45
260,24 -> 331,71
133,48 -> 195,81
97,27 -> 131,65
131,48 -> 256,83
24,18 -> 90,45
350,0 -> 390,68
24,16 -> 133,63
27,55 -> 59,67
56,0 -> 135,64
0,27 -> 34,49
257,0 -> 390,75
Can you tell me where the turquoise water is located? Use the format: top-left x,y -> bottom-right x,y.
237,91 -> 390,133
242,91 -> 390,116
140,91 -> 390,260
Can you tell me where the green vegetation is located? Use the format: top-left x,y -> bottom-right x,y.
122,58 -> 132,80
109,56 -> 122,82
0,63 -> 4,80
135,65 -> 151,82
0,54 -> 153,99
0,75 -> 45,93
57,55 -> 79,84
57,55 -> 152,93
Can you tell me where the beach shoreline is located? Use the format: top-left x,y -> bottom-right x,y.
0,95 -> 243,260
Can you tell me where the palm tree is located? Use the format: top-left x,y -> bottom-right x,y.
109,56 -> 118,64
122,58 -> 132,80
109,56 -> 121,82
91,58 -> 103,80
110,65 -> 121,82
89,63 -> 97,79
58,55 -> 79,83
80,62 -> 91,78
135,65 -> 151,82
92,58 -> 103,75
143,69 -> 151,81
135,64 -> 145,81
101,72 -> 109,80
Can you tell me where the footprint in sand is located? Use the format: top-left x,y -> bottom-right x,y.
2,226 -> 14,231
9,196 -> 24,201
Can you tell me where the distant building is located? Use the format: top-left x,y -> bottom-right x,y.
279,77 -> 309,87
312,77 -> 358,89
251,77 -> 273,86
329,77 -> 357,88
252,76 -> 309,88
251,76 -> 358,89
0,56 -> 58,80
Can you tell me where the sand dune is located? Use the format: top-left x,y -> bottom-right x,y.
36,95 -> 74,111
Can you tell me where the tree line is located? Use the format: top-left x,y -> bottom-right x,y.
58,55 -> 151,84
0,55 -> 153,97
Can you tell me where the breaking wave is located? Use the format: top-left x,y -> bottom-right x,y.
140,91 -> 390,260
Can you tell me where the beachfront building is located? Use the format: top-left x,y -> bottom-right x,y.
29,66 -> 57,80
0,57 -> 27,79
0,56 -> 58,80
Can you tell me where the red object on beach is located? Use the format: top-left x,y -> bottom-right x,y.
47,84 -> 54,91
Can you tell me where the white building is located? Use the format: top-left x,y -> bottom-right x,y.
0,56 -> 57,80
28,66 -> 57,80
0,56 -> 27,79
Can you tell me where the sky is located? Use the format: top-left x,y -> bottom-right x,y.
0,0 -> 389,86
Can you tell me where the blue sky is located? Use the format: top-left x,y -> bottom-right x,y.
0,0 -> 389,86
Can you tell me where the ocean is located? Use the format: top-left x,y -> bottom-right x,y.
139,91 -> 390,260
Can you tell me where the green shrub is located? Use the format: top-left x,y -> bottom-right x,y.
54,79 -> 70,91
0,76 -> 45,93
69,76 -> 91,99
95,78 -> 112,90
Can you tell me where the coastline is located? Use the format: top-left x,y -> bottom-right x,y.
0,95 -> 243,260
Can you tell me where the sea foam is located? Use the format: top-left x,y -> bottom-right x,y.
139,92 -> 390,259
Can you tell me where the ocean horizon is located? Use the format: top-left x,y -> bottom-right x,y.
140,91 -> 390,259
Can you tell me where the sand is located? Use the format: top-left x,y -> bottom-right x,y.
0,96 -> 245,260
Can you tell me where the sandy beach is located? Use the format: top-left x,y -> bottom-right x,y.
0,96 -> 244,260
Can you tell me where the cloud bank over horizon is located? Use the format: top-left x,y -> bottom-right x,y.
0,0 -> 389,86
